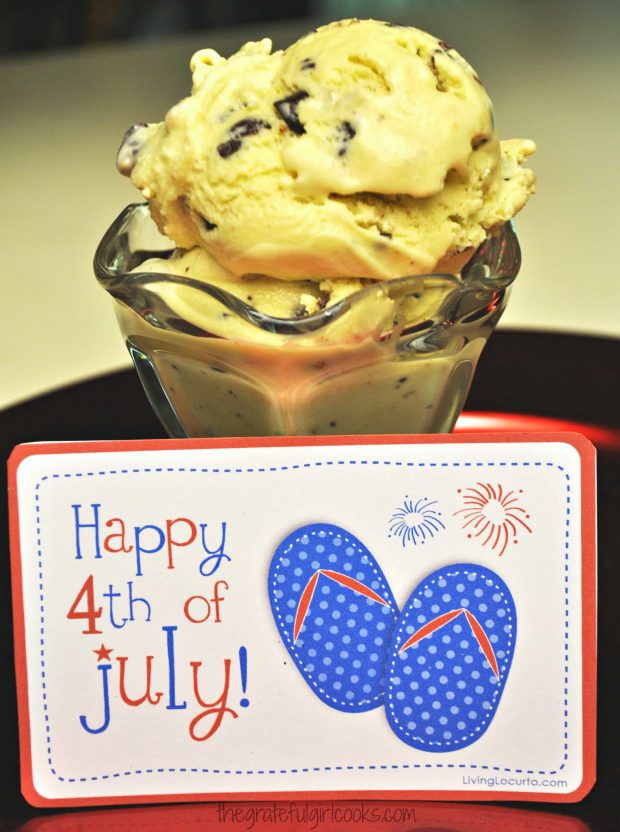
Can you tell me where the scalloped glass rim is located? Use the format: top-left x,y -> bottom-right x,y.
94,203 -> 521,337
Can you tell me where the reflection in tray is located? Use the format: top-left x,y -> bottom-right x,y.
457,411 -> 620,451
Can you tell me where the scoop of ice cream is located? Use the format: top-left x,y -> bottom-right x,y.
119,19 -> 534,281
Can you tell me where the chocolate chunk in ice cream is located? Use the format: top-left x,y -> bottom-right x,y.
217,117 -> 272,158
336,120 -> 356,156
116,123 -> 149,174
274,90 -> 310,135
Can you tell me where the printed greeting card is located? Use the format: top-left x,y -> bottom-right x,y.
8,434 -> 596,806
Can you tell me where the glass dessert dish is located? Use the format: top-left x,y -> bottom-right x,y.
95,203 -> 521,438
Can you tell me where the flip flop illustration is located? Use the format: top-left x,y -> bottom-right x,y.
385,563 -> 516,751
269,523 -> 399,713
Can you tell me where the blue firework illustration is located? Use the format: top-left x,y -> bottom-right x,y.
388,496 -> 446,547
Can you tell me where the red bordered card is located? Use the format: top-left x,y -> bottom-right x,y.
8,433 -> 596,807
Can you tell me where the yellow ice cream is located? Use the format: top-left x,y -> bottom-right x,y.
107,19 -> 535,438
119,19 -> 535,289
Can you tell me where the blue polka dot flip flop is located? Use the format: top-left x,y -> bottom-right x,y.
385,563 -> 516,752
269,523 -> 400,713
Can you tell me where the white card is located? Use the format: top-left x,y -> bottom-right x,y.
9,434 -> 596,807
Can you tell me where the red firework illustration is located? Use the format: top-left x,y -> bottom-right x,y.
453,482 -> 532,556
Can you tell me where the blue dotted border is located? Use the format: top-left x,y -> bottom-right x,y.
32,458 -> 572,783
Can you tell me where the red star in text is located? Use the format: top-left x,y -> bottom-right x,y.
93,644 -> 113,662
